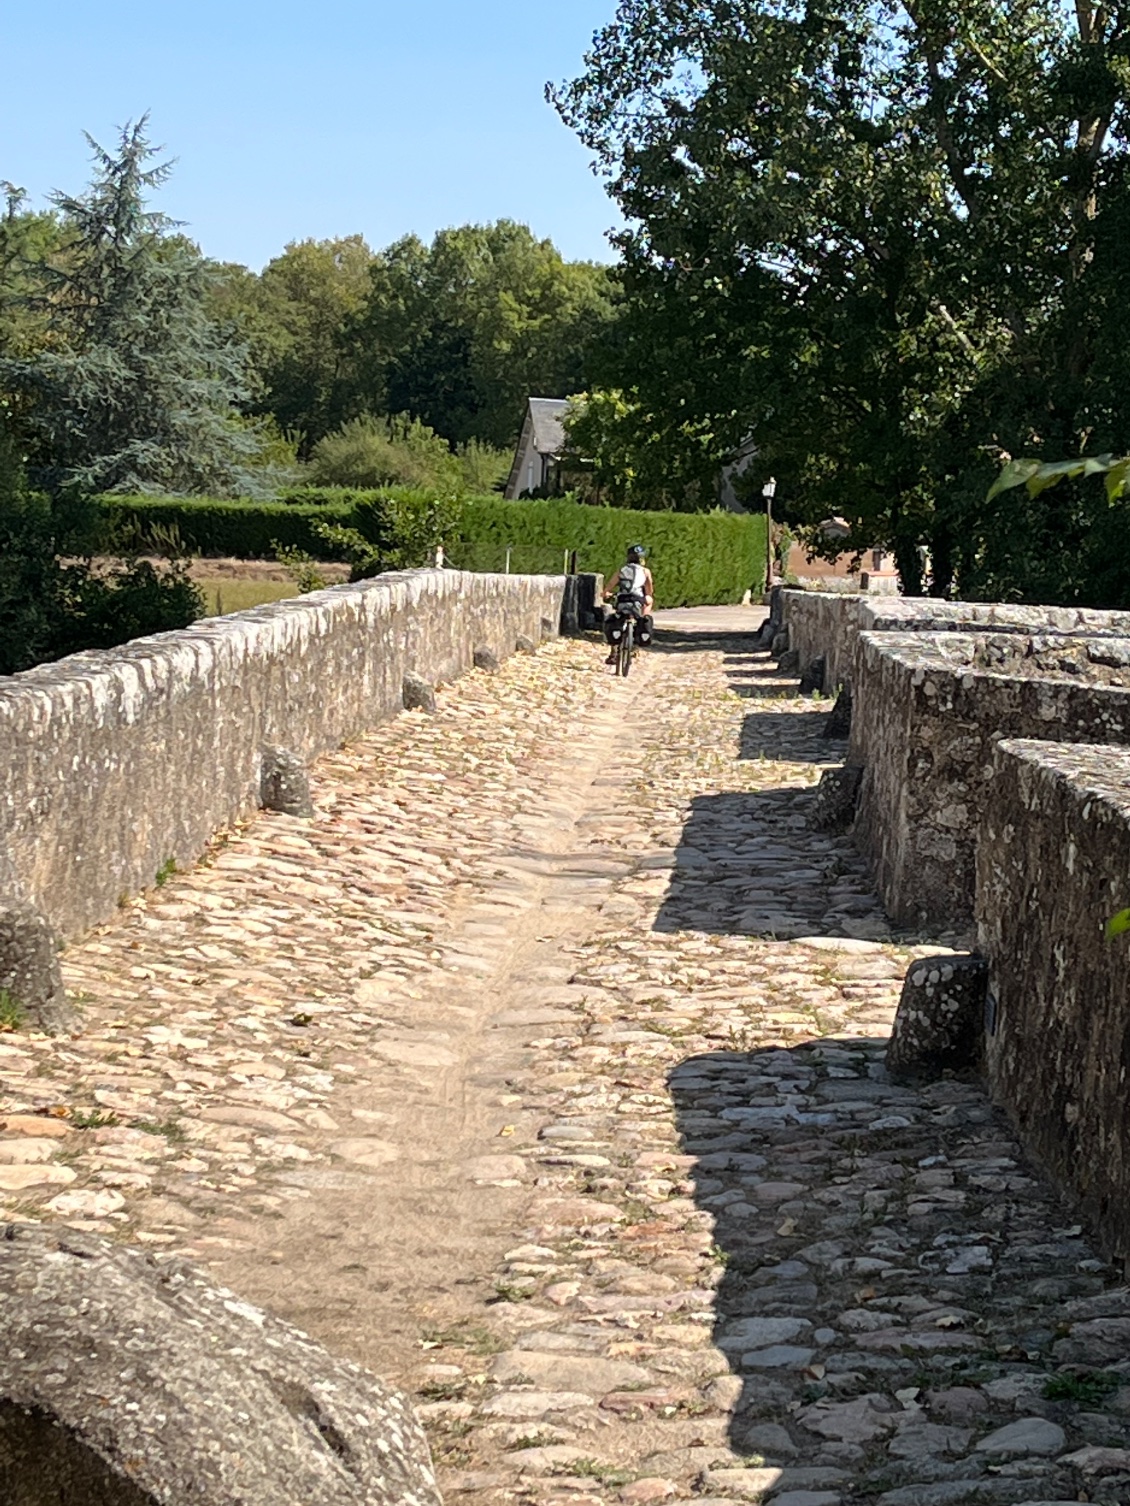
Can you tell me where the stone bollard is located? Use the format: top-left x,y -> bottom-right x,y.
777,647 -> 801,675
822,682 -> 852,739
0,901 -> 76,1034
799,654 -> 826,695
473,646 -> 501,673
886,954 -> 989,1081
808,765 -> 862,832
0,1224 -> 441,1506
260,746 -> 314,818
402,673 -> 437,713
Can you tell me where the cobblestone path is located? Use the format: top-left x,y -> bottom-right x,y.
3,614 -> 1130,1506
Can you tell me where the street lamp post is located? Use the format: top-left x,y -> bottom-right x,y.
762,477 -> 777,598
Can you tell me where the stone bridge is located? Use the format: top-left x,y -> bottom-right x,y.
1,588 -> 1128,1505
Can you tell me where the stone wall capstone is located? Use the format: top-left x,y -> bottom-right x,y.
0,568 -> 570,940
0,1223 -> 441,1506
977,740 -> 1130,1267
779,589 -> 1130,709
852,631 -> 1130,928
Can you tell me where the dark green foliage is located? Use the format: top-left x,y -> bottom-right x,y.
105,490 -> 766,605
552,0 -> 1130,601
0,186 -> 62,360
0,419 -> 202,675
453,497 -> 766,607
100,495 -> 350,559
206,222 -> 614,457
1,120 -> 271,498
318,491 -> 464,577
277,487 -> 393,508
345,223 -> 615,450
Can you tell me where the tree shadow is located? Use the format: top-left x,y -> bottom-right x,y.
652,781 -> 877,939
738,709 -> 836,759
650,629 -> 764,657
667,1038 -> 1081,1477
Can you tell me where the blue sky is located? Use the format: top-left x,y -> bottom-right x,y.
2,0 -> 621,269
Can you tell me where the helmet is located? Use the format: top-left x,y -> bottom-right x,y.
627,544 -> 646,562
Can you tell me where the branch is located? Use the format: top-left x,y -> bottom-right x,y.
932,301 -> 979,362
903,2 -> 983,223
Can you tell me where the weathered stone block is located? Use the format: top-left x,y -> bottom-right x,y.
853,632 -> 1130,928
0,1224 -> 441,1506
977,740 -> 1130,1267
808,766 -> 862,833
260,746 -> 314,818
473,646 -> 501,673
559,572 -> 603,633
515,634 -> 537,653
780,589 -> 1130,709
778,648 -> 800,675
886,954 -> 988,1081
0,901 -> 75,1034
401,673 -> 437,713
771,629 -> 790,658
822,684 -> 852,739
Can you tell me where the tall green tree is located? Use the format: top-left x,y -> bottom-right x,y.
553,0 -> 1130,597
1,119 -> 268,496
236,235 -> 374,450
347,221 -> 615,449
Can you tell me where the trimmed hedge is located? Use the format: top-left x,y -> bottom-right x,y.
452,497 -> 766,607
101,496 -> 353,559
99,491 -> 768,606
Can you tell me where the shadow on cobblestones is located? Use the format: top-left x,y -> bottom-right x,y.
738,707 -> 833,758
653,788 -> 882,938
670,1039 -> 1128,1503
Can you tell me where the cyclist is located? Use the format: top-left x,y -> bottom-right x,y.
603,544 -> 654,665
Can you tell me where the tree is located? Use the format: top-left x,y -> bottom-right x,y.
553,0 -> 1130,597
563,389 -> 723,508
347,222 -> 615,449
1,119 -> 270,496
239,235 -> 374,451
0,185 -> 62,360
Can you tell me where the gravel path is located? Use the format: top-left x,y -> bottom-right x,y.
2,614 -> 1128,1505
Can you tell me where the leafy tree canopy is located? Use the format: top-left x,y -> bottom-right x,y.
347,221 -> 615,450
553,0 -> 1130,597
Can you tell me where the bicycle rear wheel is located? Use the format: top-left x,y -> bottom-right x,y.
618,619 -> 634,677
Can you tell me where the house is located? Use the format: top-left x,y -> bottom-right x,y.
504,397 -> 570,499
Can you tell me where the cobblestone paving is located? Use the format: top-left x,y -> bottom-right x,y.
3,618 -> 1130,1506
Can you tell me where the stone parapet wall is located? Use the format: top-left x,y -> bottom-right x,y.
0,568 -> 568,939
779,588 -> 1130,697
853,631 -> 1130,928
977,739 -> 1130,1266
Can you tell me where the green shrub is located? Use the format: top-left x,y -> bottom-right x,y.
308,414 -> 461,490
455,439 -> 511,494
319,490 -> 463,578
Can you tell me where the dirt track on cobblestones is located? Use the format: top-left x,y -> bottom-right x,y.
3,610 -> 1130,1505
